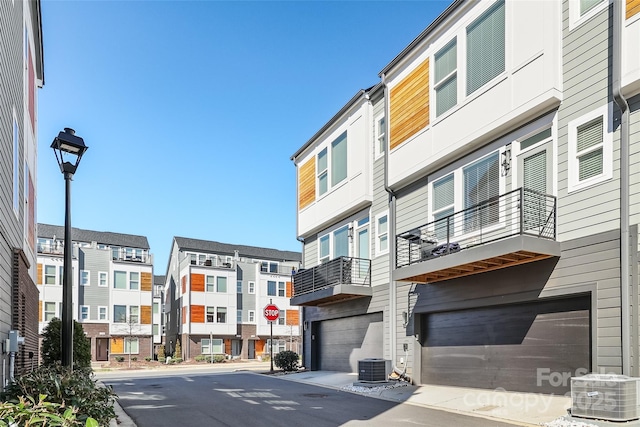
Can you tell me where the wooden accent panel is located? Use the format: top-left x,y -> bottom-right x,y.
141,305 -> 152,324
38,301 -> 42,322
141,272 -> 152,291
181,275 -> 186,294
224,339 -> 232,355
111,338 -> 124,354
190,305 -> 204,323
182,306 -> 188,324
628,0 -> 640,18
256,339 -> 265,355
191,274 -> 205,292
298,159 -> 316,210
286,281 -> 292,298
390,58 -> 430,150
37,263 -> 42,285
286,309 -> 299,326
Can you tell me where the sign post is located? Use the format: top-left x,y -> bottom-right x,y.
264,300 -> 280,373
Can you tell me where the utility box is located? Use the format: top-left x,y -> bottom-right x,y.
571,374 -> 640,422
358,358 -> 391,382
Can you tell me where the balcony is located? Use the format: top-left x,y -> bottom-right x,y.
394,188 -> 560,284
290,257 -> 372,306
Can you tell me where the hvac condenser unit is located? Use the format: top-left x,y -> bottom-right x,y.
571,374 -> 640,422
358,359 -> 391,383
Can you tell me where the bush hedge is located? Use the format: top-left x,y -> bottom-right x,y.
273,351 -> 299,372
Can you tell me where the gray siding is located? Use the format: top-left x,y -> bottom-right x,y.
78,248 -> 110,320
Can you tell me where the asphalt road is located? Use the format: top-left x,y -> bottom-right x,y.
101,370 -> 521,427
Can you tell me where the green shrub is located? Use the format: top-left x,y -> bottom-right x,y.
174,358 -> 183,363
214,354 -> 225,363
131,356 -> 138,362
168,358 -> 176,364
1,364 -> 116,426
115,356 -> 125,363
40,318 -> 92,369
144,357 -> 152,362
273,351 -> 299,372
194,355 -> 206,362
157,345 -> 165,360
158,356 -> 166,363
0,394 -> 99,426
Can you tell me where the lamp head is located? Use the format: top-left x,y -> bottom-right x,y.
51,128 -> 88,175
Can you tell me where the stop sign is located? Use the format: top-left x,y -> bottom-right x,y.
264,304 -> 280,322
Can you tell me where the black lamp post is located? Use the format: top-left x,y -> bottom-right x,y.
51,128 -> 88,370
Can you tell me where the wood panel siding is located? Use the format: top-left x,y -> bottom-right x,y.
141,305 -> 152,324
141,272 -> 152,291
225,339 -> 232,355
628,0 -> 640,18
286,281 -> 292,298
182,306 -> 188,324
111,338 -> 124,354
181,275 -> 186,294
190,305 -> 204,323
191,273 -> 205,292
256,339 -> 265,355
286,309 -> 299,326
37,263 -> 42,285
298,159 -> 315,210
390,59 -> 430,150
38,301 -> 42,322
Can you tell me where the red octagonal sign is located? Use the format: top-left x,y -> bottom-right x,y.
264,304 -> 280,322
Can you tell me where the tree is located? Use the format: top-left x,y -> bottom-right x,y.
174,339 -> 182,360
41,317 -> 91,368
114,315 -> 143,368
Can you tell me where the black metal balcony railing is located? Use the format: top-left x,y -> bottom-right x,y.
396,188 -> 557,268
292,257 -> 371,296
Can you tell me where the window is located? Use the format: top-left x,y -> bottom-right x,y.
217,307 -> 226,323
59,266 -> 64,286
261,261 -> 278,273
112,247 -> 121,260
201,338 -> 223,354
317,148 -> 328,196
248,281 -> 255,294
124,338 -> 139,354
98,306 -> 107,320
44,302 -> 56,321
463,152 -> 500,232
248,310 -> 255,323
216,276 -> 227,293
237,310 -> 242,323
206,275 -> 215,292
435,38 -> 457,117
206,306 -> 215,323
569,0 -> 606,30
376,212 -> 389,256
568,104 -> 612,192
319,234 -> 330,262
267,339 -> 286,354
129,306 -> 139,324
98,271 -> 108,287
129,272 -> 139,290
580,0 -> 603,14
114,305 -> 126,323
237,280 -> 242,293
331,132 -> 347,186
114,271 -> 126,289
278,310 -> 285,325
267,281 -> 276,296
153,303 -> 159,314
153,324 -> 159,335
466,0 -> 505,96
333,226 -> 349,258
13,113 -> 19,214
278,281 -> 286,297
80,270 -> 90,286
375,115 -> 386,158
432,174 -> 455,239
44,265 -> 56,285
80,306 -> 89,320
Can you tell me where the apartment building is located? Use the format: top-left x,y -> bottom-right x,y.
153,275 -> 165,355
291,0 -> 640,394
0,0 -> 44,383
37,224 -> 154,362
164,237 -> 301,360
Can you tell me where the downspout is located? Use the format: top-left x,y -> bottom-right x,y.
381,75 -> 398,368
612,0 -> 631,376
296,236 -> 306,368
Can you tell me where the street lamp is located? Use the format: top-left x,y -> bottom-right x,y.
51,128 -> 88,370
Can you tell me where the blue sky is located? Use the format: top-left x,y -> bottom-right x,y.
37,0 -> 449,272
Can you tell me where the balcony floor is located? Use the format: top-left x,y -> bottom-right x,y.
392,235 -> 561,284
290,284 -> 372,307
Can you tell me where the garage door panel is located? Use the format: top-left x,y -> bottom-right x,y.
421,297 -> 590,394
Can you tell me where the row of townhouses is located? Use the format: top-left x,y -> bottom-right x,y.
290,0 -> 640,394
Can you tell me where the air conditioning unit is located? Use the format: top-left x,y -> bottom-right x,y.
358,358 -> 391,383
571,374 -> 640,421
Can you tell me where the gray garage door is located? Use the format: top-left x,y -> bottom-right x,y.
421,296 -> 590,394
318,312 -> 384,372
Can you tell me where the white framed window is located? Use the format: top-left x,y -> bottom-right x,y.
432,174 -> 455,239
216,276 -> 227,293
98,306 -> 107,321
216,307 -> 227,323
206,275 -> 215,292
434,38 -> 457,117
375,115 -> 386,159
124,338 -> 139,354
278,310 -> 285,325
278,281 -> 286,297
466,0 -> 505,96
80,270 -> 90,286
44,265 -> 57,285
129,272 -> 139,290
201,338 -> 223,354
114,271 -> 126,289
206,306 -> 215,323
153,303 -> 159,314
267,281 -> 277,296
569,0 -> 607,30
129,306 -> 139,324
248,310 -> 255,323
114,305 -> 126,323
248,281 -> 255,294
44,301 -> 56,321
319,234 -> 330,263
375,212 -> 389,257
317,147 -> 328,196
317,131 -> 348,197
80,305 -> 89,320
261,261 -> 279,273
98,271 -> 108,287
267,339 -> 286,355
567,103 -> 613,193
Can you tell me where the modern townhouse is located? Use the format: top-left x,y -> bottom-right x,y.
164,237 -> 301,361
37,224 -> 154,363
153,275 -> 165,355
0,0 -> 44,384
292,0 -> 640,395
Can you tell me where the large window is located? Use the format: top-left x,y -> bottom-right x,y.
114,271 -> 127,289
267,281 -> 276,296
331,132 -> 347,186
216,277 -> 227,293
201,338 -> 223,355
261,261 -> 279,273
114,305 -> 126,323
333,226 -> 349,258
463,152 -> 500,232
466,0 -> 505,96
124,338 -> 139,354
217,307 -> 227,323
435,38 -> 457,117
432,174 -> 455,239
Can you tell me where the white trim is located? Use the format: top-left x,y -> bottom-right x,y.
80,305 -> 89,321
248,281 -> 255,294
568,0 -> 608,31
248,310 -> 256,323
374,114 -> 386,160
80,270 -> 90,286
567,103 -> 613,193
375,211 -> 390,257
98,306 -> 108,321
98,271 -> 108,287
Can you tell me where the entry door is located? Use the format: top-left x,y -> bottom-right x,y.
518,138 -> 553,234
248,341 -> 255,359
356,222 -> 369,279
96,338 -> 109,361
